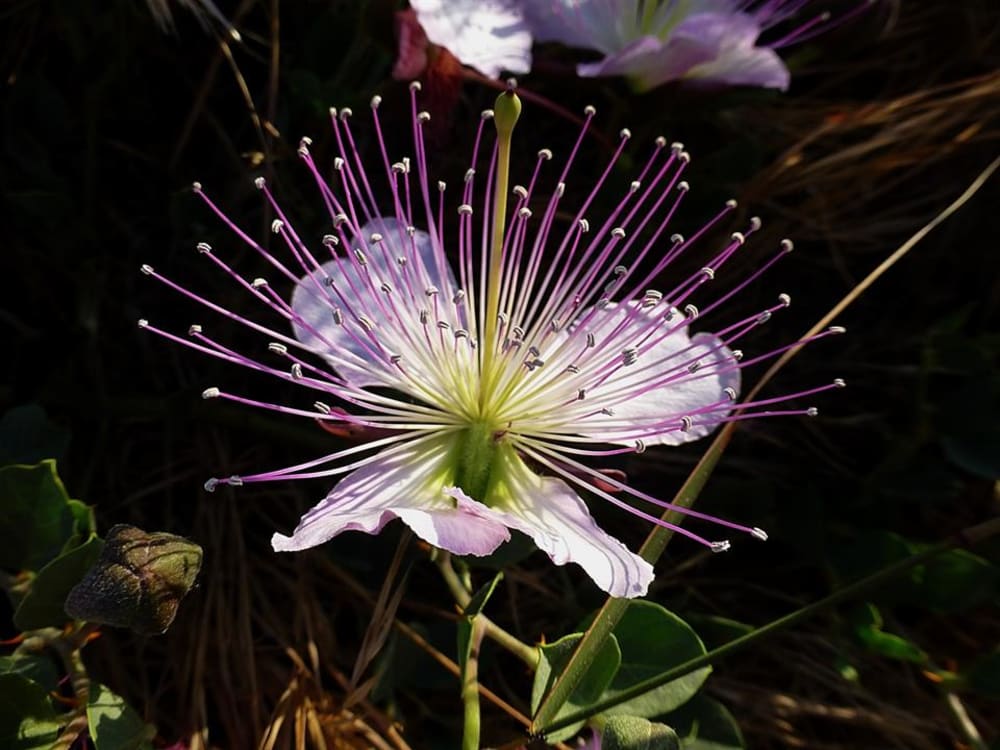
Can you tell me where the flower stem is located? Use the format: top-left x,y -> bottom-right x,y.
461,616 -> 487,750
436,552 -> 539,668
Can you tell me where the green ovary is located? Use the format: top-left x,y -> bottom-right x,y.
447,421 -> 515,508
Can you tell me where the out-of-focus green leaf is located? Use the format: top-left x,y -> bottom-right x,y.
0,655 -> 59,694
0,405 -> 70,466
849,604 -> 927,664
0,673 -> 62,749
457,572 -> 503,674
65,525 -> 202,635
961,648 -> 1000,698
664,695 -> 745,750
0,461 -> 76,571
86,682 -> 155,750
915,548 -> 999,612
14,536 -> 104,630
602,716 -> 680,750
531,633 -> 622,742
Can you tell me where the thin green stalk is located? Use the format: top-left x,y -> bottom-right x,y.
461,616 -> 488,750
530,155 -> 1000,734
535,516 -> 1000,736
437,552 -> 540,668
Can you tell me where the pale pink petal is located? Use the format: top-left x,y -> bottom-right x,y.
290,216 -> 456,385
272,440 -> 510,557
409,0 -> 532,78
449,463 -> 653,598
573,302 -> 740,445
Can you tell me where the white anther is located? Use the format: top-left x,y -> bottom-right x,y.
670,141 -> 684,152
600,407 -> 615,416
192,181 -> 203,192
188,324 -> 202,335
370,232 -> 384,244
314,401 -> 332,414
228,474 -> 243,486
538,148 -> 552,160
380,282 -> 393,294
354,249 -> 368,266
271,219 -> 284,234
425,286 -> 439,296
419,310 -> 428,324
757,311 -> 772,324
513,185 -> 528,199
334,213 -> 349,227
670,233 -> 684,244
196,242 -> 212,253
518,207 -> 532,218
252,278 -> 268,289
577,389 -> 586,400
512,326 -> 525,340
611,227 -> 626,239
629,181 -> 641,193
253,176 -> 266,190
297,138 -> 311,156
586,333 -> 595,348
329,107 -> 337,117
370,95 -> 382,108
655,136 -> 667,147
644,289 -> 662,301
732,349 -> 743,361
322,234 -> 338,247
268,343 -> 288,355
332,308 -> 343,325
481,109 -> 494,120
678,151 -> 691,163
677,181 -> 689,192
203,478 -> 218,492
201,387 -> 220,399
417,111 -> 431,122
333,157 -> 345,171
620,128 -> 631,139
137,318 -> 149,328
731,231 -> 746,245
806,407 -> 819,417
634,440 -> 646,454
406,225 -> 416,235
458,204 -> 473,215
550,318 -> 563,332
290,363 -> 303,379
437,320 -> 451,331
497,312 -> 509,326
725,199 -> 738,209
358,315 -> 376,331
464,168 -> 476,183
684,304 -> 699,319
450,291 -> 465,305
578,219 -> 590,233
339,107 -> 353,120
409,81 -> 422,91
584,105 -> 596,116
710,541 -> 731,553
834,378 -> 846,388
751,527 -> 768,541
829,326 -> 846,334
391,162 -> 406,174
438,180 -> 446,192
701,267 -> 715,280
724,387 -> 737,401
750,216 -> 762,231
140,264 -> 154,275
680,416 -> 693,431
780,239 -> 794,253
555,182 -> 565,197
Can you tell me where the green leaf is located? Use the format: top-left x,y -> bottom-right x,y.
531,633 -> 622,742
0,655 -> 59,693
86,682 -> 155,750
65,525 -> 203,635
664,695 -> 745,750
0,404 -> 71,466
14,536 -> 105,630
0,461 -> 76,571
594,601 -> 712,719
0,672 -> 62,749
601,716 -> 680,750
915,548 -> 999,613
849,604 -> 927,664
463,572 -> 503,619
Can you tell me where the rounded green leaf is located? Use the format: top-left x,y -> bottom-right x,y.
0,673 -> 62,750
663,695 -> 745,749
13,536 -> 104,630
602,716 -> 680,750
86,683 -> 155,750
0,461 -> 76,571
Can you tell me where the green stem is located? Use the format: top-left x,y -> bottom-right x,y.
535,516 -> 1000,737
461,616 -> 487,750
437,553 -> 539,668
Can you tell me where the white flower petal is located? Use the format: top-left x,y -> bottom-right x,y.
290,216 -> 456,385
272,439 -> 510,557
410,0 -> 533,78
487,459 -> 653,598
573,302 -> 740,445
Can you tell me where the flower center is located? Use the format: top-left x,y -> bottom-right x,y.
450,420 -> 505,505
